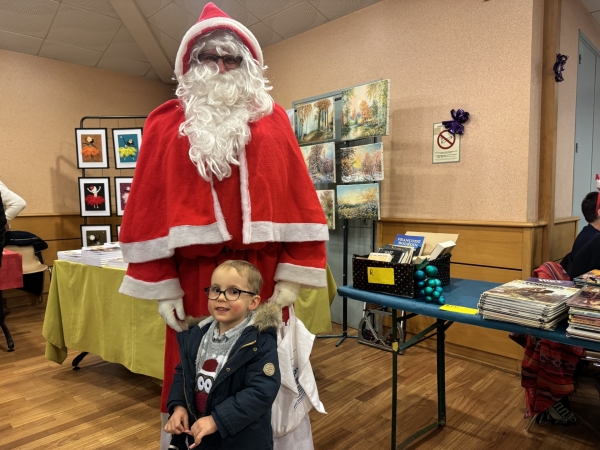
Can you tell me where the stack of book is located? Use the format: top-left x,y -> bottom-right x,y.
81,243 -> 122,267
57,249 -> 82,263
478,280 -> 581,330
566,285 -> 600,343
105,257 -> 128,269
573,269 -> 600,288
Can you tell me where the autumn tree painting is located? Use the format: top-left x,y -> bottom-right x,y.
295,97 -> 335,145
341,80 -> 390,141
317,190 -> 335,229
336,183 -> 380,220
340,143 -> 384,183
300,142 -> 336,184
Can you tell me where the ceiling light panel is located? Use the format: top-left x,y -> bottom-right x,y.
263,1 -> 327,40
105,25 -> 148,61
0,0 -> 58,38
39,39 -> 102,66
135,0 -> 171,18
150,24 -> 179,62
308,0 -> 381,20
0,29 -> 43,55
248,22 -> 282,48
62,0 -> 119,18
97,53 -> 152,77
46,3 -> 121,51
147,2 -> 195,41
236,0 -> 303,20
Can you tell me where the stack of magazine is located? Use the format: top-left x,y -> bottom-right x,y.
105,257 -> 128,269
57,249 -> 82,263
566,285 -> 600,343
478,280 -> 581,330
573,269 -> 600,288
81,243 -> 122,267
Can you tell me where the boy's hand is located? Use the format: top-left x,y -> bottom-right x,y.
189,415 -> 218,449
164,406 -> 190,435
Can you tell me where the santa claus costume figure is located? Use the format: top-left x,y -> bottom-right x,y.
118,3 -> 328,449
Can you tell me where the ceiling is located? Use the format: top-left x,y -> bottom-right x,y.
0,0 -> 381,83
582,0 -> 600,30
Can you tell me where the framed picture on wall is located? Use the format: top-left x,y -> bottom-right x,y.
75,128 -> 109,169
81,224 -> 112,247
113,128 -> 143,169
116,224 -> 121,241
78,177 -> 111,217
114,177 -> 133,216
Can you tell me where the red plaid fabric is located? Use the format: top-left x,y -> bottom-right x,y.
0,249 -> 23,290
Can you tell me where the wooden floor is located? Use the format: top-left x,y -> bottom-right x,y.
1,301 -> 599,450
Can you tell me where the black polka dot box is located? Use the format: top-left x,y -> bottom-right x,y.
352,253 -> 451,298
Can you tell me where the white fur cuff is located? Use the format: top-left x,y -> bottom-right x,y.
119,275 -> 185,300
274,263 -> 327,289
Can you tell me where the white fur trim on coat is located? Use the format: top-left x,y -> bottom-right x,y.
248,222 -> 329,244
119,276 -> 185,300
121,224 -> 228,263
274,263 -> 327,289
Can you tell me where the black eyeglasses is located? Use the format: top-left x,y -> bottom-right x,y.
204,286 -> 257,301
197,53 -> 243,68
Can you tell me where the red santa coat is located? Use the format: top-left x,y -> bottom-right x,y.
118,99 -> 328,411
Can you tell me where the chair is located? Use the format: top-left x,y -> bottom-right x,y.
4,245 -> 51,303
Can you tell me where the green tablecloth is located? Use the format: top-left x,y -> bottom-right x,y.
43,260 -> 165,379
43,261 -> 336,379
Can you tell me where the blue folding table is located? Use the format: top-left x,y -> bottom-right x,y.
338,278 -> 600,450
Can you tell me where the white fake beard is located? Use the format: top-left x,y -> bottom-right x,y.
177,63 -> 270,181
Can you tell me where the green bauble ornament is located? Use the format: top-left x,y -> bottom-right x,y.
438,296 -> 445,305
419,289 -> 425,297
414,270 -> 426,281
426,278 -> 436,287
425,296 -> 433,302
424,286 -> 434,295
434,279 -> 442,287
417,281 -> 425,288
425,265 -> 438,277
435,286 -> 444,294
432,291 -> 441,299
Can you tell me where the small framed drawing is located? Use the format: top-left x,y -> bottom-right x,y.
78,177 -> 111,217
116,224 -> 121,241
81,224 -> 112,247
114,177 -> 133,216
75,128 -> 109,169
113,128 -> 143,169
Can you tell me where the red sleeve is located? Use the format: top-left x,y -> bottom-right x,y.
274,241 -> 327,289
118,258 -> 184,300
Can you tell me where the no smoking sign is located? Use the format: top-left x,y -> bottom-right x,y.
433,123 -> 460,163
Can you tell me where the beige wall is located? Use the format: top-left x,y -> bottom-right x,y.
555,0 -> 600,219
264,0 -> 543,222
0,49 -> 174,214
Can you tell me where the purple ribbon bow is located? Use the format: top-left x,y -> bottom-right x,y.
553,54 -> 568,82
442,109 -> 470,135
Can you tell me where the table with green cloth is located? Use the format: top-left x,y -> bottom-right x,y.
43,260 -> 165,379
43,260 -> 337,379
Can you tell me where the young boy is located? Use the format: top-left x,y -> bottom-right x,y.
165,260 -> 281,449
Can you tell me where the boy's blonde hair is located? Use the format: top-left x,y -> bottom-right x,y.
216,260 -> 263,294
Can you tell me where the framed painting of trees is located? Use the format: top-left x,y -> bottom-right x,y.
340,142 -> 384,183
299,142 -> 336,184
295,96 -> 335,145
341,80 -> 390,141
316,190 -> 335,229
336,183 -> 380,220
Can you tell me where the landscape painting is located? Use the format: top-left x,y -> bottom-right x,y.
300,142 -> 336,184
316,190 -> 335,230
295,96 -> 335,145
341,80 -> 390,141
336,183 -> 380,220
340,142 -> 384,183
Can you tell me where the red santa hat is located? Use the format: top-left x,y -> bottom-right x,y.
175,2 -> 263,77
